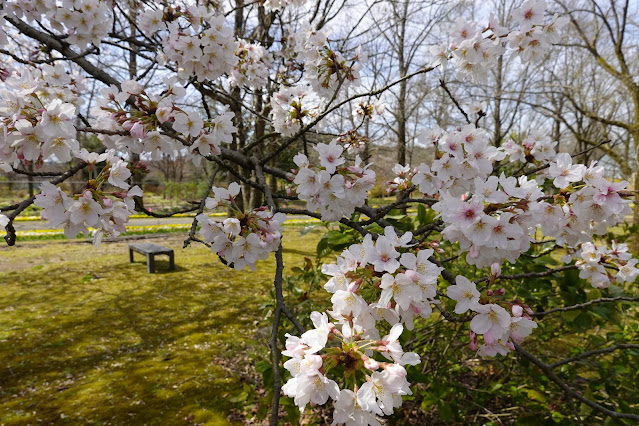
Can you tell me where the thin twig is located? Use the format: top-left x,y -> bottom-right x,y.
475,265 -> 578,284
253,158 -> 305,425
440,78 -> 470,124
513,342 -> 639,421
532,296 -> 639,317
550,344 -> 639,369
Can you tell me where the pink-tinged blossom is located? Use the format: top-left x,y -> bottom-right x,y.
68,191 -> 104,227
107,159 -> 131,189
617,259 -> 639,283
378,273 -> 421,311
358,369 -> 410,416
283,353 -> 323,377
173,111 -> 204,138
470,303 -> 511,340
511,305 -> 524,317
548,153 -> 585,189
454,201 -> 484,228
446,275 -> 480,314
38,99 -> 76,139
321,263 -> 351,293
474,176 -> 508,204
591,180 -> 628,214
330,290 -> 368,320
383,226 -> 414,248
34,182 -> 70,226
332,389 -> 381,426
477,341 -> 511,357
282,333 -> 309,358
371,236 -> 400,273
509,317 -> 538,342
512,0 -> 546,32
300,311 -> 331,354
315,139 -> 345,174
378,323 -> 421,366
282,371 -> 340,411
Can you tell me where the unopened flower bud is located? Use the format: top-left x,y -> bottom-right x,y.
491,263 -> 501,275
362,355 -> 379,371
404,269 -> 420,282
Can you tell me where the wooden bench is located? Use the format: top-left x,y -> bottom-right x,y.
129,243 -> 175,273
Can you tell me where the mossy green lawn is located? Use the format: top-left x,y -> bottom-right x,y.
0,230 -> 321,425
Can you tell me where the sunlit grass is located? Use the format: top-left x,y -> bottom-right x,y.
0,229 -> 321,424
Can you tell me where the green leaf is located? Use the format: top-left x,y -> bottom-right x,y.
526,388 -> 547,403
417,204 -> 427,225
437,400 -> 455,421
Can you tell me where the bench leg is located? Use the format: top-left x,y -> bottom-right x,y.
129,249 -> 134,263
147,254 -> 155,273
168,252 -> 175,271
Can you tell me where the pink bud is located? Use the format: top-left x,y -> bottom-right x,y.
404,269 -> 420,282
130,122 -> 147,139
484,330 -> 497,345
496,288 -> 506,296
348,279 -> 362,293
103,198 -> 113,208
512,305 -> 523,317
363,357 -> 380,371
487,289 -> 494,296
490,262 -> 501,277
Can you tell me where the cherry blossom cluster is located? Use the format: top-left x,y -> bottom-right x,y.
292,23 -> 364,98
336,130 -> 369,155
282,227 -> 440,422
412,124 -> 504,198
576,242 -> 639,288
0,65 -> 86,170
145,6 -> 238,83
196,183 -> 287,271
430,1 -> 568,83
292,140 -> 375,221
435,163 -> 631,270
33,150 -> 141,246
90,78 -> 236,162
229,40 -> 274,89
384,125 -> 636,278
543,155 -> 632,249
281,225 -> 541,421
446,274 -> 538,357
352,100 -> 384,121
502,131 -> 557,164
270,85 -> 322,137
4,0 -> 111,49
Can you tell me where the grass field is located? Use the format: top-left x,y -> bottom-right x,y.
0,230 -> 322,425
